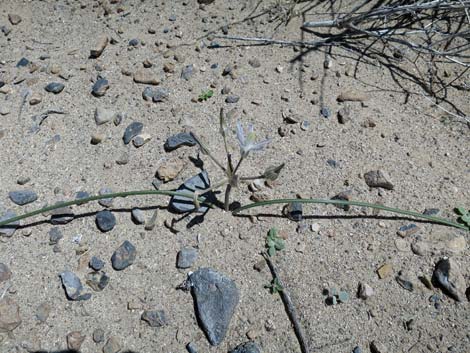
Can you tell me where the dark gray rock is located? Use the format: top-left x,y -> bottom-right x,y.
229,342 -> 261,353
111,241 -> 136,270
123,122 -> 143,144
327,159 -> 339,168
59,271 -> 91,301
432,258 -> 466,301
9,190 -> 38,205
164,132 -> 197,151
177,248 -> 198,269
189,268 -> 239,346
353,347 -> 362,353
320,106 -> 330,118
225,95 -> 239,103
283,202 -> 303,222
86,271 -> 110,291
0,210 -> 19,237
89,256 -> 105,271
48,227 -> 63,245
169,171 -> 214,213
98,187 -> 114,207
129,38 -> 139,46
0,263 -> 12,283
423,208 -> 440,216
181,64 -> 194,80
96,210 -> 116,232
16,57 -> 29,67
35,302 -> 51,323
45,82 -> 65,94
152,87 -> 169,102
331,190 -> 352,211
397,224 -> 418,237
141,310 -> 168,327
50,206 -> 74,224
364,170 -> 394,190
186,342 -> 198,353
92,77 -> 109,97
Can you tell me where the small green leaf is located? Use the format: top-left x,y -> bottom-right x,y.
455,207 -> 467,216
268,227 -> 278,238
198,89 -> 214,101
274,239 -> 285,250
461,215 -> 470,225
268,247 -> 276,257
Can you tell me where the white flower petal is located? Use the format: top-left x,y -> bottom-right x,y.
236,121 -> 245,146
249,138 -> 271,152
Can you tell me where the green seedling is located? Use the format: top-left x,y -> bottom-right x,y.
266,227 -> 285,257
265,277 -> 283,294
0,106 -> 468,233
455,207 -> 470,229
198,89 -> 214,101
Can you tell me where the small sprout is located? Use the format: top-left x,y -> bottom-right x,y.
265,277 -> 283,294
236,121 -> 272,158
455,207 -> 470,228
266,227 -> 285,257
198,89 -> 214,101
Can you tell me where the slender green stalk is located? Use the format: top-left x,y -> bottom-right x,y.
0,190 -> 210,227
232,198 -> 468,231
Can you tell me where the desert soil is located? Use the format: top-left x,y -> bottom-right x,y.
0,1 -> 469,353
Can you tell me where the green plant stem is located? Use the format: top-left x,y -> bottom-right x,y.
0,190 -> 210,227
232,198 -> 468,231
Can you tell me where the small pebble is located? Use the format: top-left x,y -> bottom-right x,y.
141,310 -> 168,327
90,35 -> 108,58
92,77 -> 109,97
111,241 -> 136,270
59,271 -> 90,301
320,107 -> 330,118
225,95 -> 239,103
377,263 -> 393,279
45,82 -> 65,94
95,107 -> 115,125
129,38 -> 139,47
164,132 -> 196,151
98,187 -> 114,207
358,282 -> 374,299
132,133 -> 151,147
397,224 -> 418,237
9,190 -> 38,205
8,14 -> 22,25
181,64 -> 194,80
123,122 -> 144,144
96,210 -> 116,232
131,208 -> 145,224
48,227 -> 63,245
67,331 -> 86,351
176,248 -> 198,269
16,57 -> 29,67
86,271 -> 110,291
89,256 -> 105,271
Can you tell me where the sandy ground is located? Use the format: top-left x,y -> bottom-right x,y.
0,1 -> 469,353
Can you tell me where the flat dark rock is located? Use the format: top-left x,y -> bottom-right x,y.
364,170 -> 394,190
86,271 -> 110,291
45,82 -> 65,94
9,190 -> 38,205
92,77 -> 109,97
432,258 -> 466,301
229,342 -> 262,353
111,241 -> 136,270
164,132 -> 197,151
189,268 -> 239,346
123,122 -> 143,144
141,310 -> 167,327
59,271 -> 91,301
169,171 -> 214,213
95,210 -> 116,232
